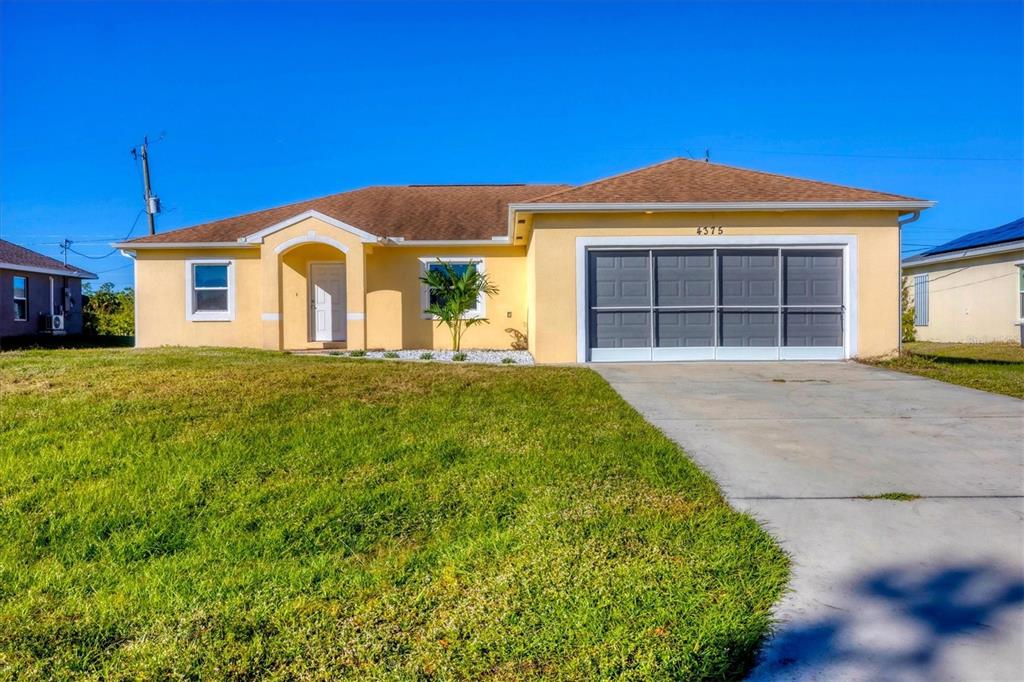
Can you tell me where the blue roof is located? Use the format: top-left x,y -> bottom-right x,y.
921,217 -> 1024,256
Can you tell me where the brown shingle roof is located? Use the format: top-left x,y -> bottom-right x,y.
0,239 -> 96,278
524,157 -> 925,204
124,159 -> 928,245
125,184 -> 570,244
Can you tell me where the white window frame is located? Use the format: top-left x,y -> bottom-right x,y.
185,258 -> 235,322
419,257 -> 486,320
12,275 -> 27,321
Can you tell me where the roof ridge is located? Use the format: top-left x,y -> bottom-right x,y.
524,157 -> 684,202
694,158 -> 921,201
526,156 -> 922,203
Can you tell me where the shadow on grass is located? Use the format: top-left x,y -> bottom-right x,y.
751,562 -> 1024,680
0,335 -> 134,351
907,353 -> 1024,367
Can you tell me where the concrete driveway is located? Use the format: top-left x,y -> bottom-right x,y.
593,362 -> 1024,681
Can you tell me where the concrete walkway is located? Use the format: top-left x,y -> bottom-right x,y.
593,362 -> 1024,681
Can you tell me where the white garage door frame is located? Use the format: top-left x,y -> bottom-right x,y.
575,235 -> 858,362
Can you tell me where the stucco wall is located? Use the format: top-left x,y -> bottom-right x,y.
525,210 -> 903,363
133,248 -> 262,348
904,251 -> 1023,343
130,210 -> 906,360
365,245 -> 527,350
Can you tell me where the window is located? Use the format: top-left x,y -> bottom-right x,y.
914,274 -> 929,326
186,260 -> 235,321
1018,265 -> 1023,319
419,258 -> 485,319
12,276 -> 27,321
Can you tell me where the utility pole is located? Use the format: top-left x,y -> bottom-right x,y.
60,239 -> 71,266
132,136 -> 161,235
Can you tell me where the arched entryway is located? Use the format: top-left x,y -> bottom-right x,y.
277,238 -> 348,349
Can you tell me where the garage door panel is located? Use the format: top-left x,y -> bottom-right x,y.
656,310 -> 714,347
720,311 -> 779,347
588,252 -> 650,308
784,310 -> 843,347
586,246 -> 847,361
784,250 -> 843,306
655,251 -> 714,306
719,250 -> 779,307
590,310 -> 651,348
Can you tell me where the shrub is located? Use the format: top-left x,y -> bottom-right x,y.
901,278 -> 917,343
419,352 -> 434,361
420,260 -> 498,351
82,283 -> 134,336
451,352 -> 467,362
383,351 -> 399,359
501,356 -> 516,364
349,350 -> 367,357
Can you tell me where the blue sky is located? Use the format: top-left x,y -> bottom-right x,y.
1,1 -> 1021,289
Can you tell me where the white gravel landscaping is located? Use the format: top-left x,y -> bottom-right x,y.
321,349 -> 535,365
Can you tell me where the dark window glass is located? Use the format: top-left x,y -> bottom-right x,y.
427,262 -> 475,308
195,289 -> 228,312
13,276 -> 27,320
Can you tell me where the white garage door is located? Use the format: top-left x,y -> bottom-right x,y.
587,247 -> 846,361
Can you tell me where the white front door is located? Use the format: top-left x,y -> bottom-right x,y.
309,263 -> 346,342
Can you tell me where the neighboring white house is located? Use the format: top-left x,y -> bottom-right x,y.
903,218 -> 1023,343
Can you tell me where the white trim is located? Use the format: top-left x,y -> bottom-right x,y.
112,242 -> 257,250
0,262 -> 96,279
653,347 -> 716,361
387,238 -> 511,247
512,200 -> 934,214
307,261 -> 346,342
574,235 -> 859,363
716,347 -> 780,361
273,231 -> 350,255
902,240 -> 1024,268
242,210 -> 378,244
185,258 -> 236,322
418,257 -> 487,320
779,346 -> 845,360
261,313 -> 281,321
346,312 -> 365,321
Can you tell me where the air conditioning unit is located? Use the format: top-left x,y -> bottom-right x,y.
41,314 -> 65,333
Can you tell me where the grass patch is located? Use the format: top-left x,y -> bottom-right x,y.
866,342 -> 1024,399
0,348 -> 787,679
859,492 -> 921,501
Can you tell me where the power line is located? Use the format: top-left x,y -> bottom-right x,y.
714,148 -> 1023,162
927,271 -> 1016,294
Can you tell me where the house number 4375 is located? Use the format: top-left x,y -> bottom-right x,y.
695,226 -> 724,235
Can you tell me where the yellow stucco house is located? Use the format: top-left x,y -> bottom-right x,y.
116,158 -> 933,363
903,218 -> 1024,344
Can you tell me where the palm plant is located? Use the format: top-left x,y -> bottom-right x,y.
420,260 -> 498,351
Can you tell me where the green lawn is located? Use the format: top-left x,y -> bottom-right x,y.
0,348 -> 788,680
869,342 -> 1024,399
